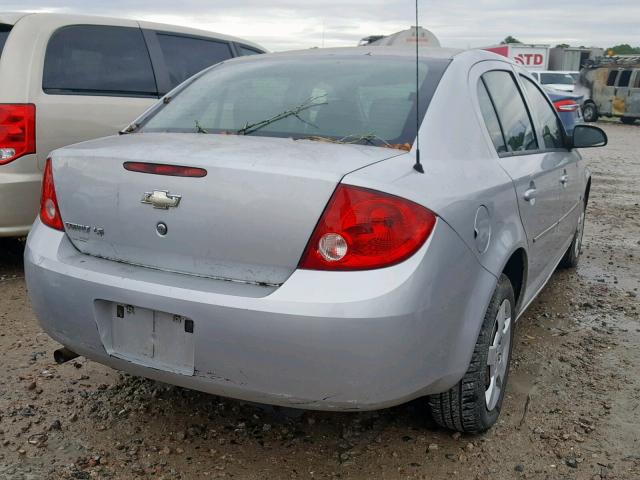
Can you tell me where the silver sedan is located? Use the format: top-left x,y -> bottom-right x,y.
25,47 -> 607,433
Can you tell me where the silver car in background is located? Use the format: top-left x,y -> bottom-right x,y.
25,47 -> 607,433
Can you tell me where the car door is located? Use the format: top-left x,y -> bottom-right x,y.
474,65 -> 566,293
626,69 -> 640,117
596,69 -> 619,116
613,69 -> 633,117
518,73 -> 582,248
34,22 -> 159,168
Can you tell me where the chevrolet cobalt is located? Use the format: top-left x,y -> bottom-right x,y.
25,47 -> 607,433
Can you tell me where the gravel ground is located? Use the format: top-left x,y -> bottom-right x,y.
0,122 -> 638,480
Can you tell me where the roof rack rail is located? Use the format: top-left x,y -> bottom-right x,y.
584,55 -> 640,68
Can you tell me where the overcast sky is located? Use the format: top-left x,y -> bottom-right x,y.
4,0 -> 639,52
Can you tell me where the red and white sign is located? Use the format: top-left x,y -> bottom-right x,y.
483,45 -> 550,70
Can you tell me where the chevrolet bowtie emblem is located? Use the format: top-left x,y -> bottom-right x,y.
141,190 -> 182,209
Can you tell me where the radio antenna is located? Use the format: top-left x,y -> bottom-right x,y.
413,0 -> 424,173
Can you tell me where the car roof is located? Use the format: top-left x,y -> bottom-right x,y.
536,70 -> 578,74
266,46 -> 464,60
0,11 -> 265,51
228,47 -> 513,73
0,11 -> 32,25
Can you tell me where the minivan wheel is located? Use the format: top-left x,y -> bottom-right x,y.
582,103 -> 598,122
559,199 -> 586,269
428,274 -> 515,433
621,116 -> 637,125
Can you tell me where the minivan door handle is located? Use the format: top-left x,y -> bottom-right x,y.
523,188 -> 537,202
560,174 -> 569,186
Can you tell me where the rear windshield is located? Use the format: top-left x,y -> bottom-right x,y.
540,73 -> 575,85
0,25 -> 11,57
140,55 -> 448,147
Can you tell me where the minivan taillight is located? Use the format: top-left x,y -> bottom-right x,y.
0,104 -> 36,165
299,184 -> 437,271
553,100 -> 580,113
40,158 -> 64,231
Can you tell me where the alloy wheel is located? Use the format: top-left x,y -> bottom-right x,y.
485,299 -> 512,411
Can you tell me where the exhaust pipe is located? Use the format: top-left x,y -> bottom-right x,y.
53,347 -> 79,364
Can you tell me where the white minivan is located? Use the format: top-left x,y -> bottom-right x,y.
0,12 -> 264,237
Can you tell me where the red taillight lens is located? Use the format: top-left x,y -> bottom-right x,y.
299,185 -> 437,271
554,100 -> 579,112
39,158 -> 64,231
0,104 -> 36,165
123,162 -> 207,177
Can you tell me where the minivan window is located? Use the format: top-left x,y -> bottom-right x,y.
238,45 -> 262,56
481,71 -> 538,153
141,57 -> 448,147
520,76 -> 563,149
156,33 -> 233,88
606,70 -> 618,86
634,70 -> 640,89
617,69 -> 632,87
0,25 -> 11,57
477,79 -> 507,153
43,25 -> 157,97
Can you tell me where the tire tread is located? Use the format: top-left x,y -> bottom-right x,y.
428,274 -> 514,433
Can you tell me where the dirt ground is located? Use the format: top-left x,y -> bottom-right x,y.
1,122 -> 638,480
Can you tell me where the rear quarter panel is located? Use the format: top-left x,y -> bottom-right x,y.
344,53 -> 528,285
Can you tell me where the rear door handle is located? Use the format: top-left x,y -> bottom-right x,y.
560,174 -> 569,185
523,188 -> 537,202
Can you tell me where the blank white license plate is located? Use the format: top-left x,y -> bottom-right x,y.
105,303 -> 195,376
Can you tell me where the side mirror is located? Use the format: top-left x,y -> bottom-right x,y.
571,124 -> 608,149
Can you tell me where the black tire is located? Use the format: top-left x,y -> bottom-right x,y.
428,274 -> 515,433
559,198 -> 586,269
621,116 -> 637,125
582,102 -> 598,123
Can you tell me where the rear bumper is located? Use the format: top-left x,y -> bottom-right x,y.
0,153 -> 41,237
25,218 -> 497,411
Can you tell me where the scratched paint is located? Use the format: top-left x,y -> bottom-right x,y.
612,96 -> 626,115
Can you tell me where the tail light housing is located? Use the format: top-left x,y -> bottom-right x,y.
0,104 -> 36,165
299,184 -> 436,271
553,100 -> 580,112
40,158 -> 64,231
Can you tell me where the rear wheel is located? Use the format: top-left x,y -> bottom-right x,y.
428,274 -> 515,433
582,102 -> 598,122
621,116 -> 637,125
559,198 -> 586,269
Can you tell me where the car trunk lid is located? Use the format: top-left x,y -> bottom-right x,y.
53,133 -> 404,285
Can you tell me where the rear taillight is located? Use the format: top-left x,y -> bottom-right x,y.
299,184 -> 436,271
40,158 -> 64,231
0,104 -> 36,165
554,100 -> 580,112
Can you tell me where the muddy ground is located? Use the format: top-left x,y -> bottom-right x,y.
0,122 -> 638,480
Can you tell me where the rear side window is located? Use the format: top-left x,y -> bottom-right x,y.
43,25 -> 157,97
606,70 -> 618,86
156,33 -> 233,88
238,45 -> 262,56
477,80 -> 507,153
617,70 -> 632,87
481,71 -> 538,153
520,76 -> 564,149
0,24 -> 11,57
634,71 -> 640,89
